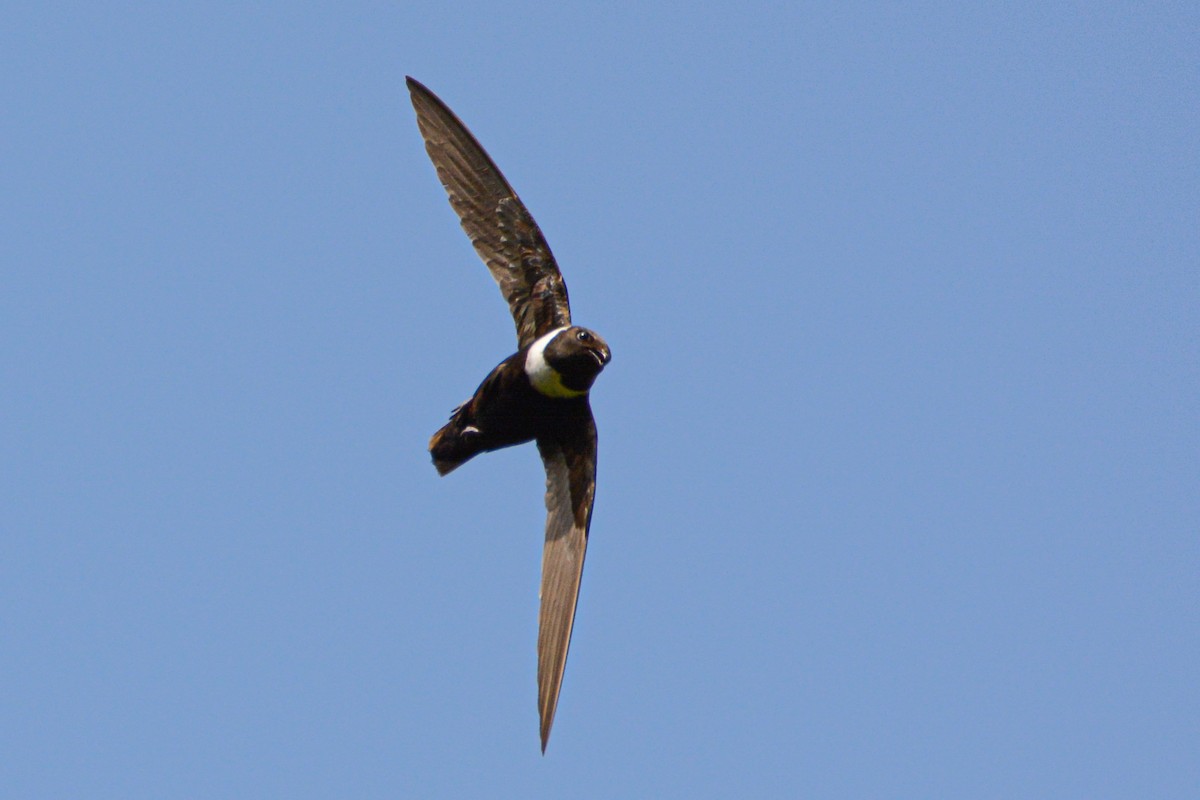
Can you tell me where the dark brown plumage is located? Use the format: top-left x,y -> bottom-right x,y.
407,76 -> 611,752
407,77 -> 571,349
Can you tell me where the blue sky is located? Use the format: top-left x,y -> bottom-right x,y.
2,2 -> 1197,797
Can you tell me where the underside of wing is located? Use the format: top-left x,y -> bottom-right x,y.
406,77 -> 571,348
535,409 -> 597,752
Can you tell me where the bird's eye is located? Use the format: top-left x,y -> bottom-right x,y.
576,330 -> 591,342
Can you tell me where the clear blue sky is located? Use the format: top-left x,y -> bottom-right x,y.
3,3 -> 1196,797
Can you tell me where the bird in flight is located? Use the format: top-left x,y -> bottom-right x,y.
406,77 -> 611,752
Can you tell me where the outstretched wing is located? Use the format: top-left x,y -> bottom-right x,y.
407,77 -> 572,348
535,406 -> 597,752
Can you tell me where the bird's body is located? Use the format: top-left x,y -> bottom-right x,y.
429,325 -> 609,476
406,77 -> 610,752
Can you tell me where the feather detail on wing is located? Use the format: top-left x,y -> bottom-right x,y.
406,77 -> 571,348
535,408 -> 597,752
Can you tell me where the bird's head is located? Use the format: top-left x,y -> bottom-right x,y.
525,326 -> 611,398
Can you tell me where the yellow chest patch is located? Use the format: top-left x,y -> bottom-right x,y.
530,368 -> 586,398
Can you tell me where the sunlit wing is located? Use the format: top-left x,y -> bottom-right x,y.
535,408 -> 597,751
407,77 -> 571,348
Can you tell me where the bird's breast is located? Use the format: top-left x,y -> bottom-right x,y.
525,328 -> 588,399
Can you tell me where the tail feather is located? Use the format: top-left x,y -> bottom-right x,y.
429,418 -> 480,476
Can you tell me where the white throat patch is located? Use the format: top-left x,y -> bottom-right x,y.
525,327 -> 587,398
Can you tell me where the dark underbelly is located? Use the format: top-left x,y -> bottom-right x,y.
474,393 -> 585,452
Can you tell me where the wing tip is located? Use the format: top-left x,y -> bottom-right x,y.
539,702 -> 556,753
405,76 -> 440,111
